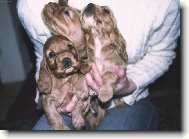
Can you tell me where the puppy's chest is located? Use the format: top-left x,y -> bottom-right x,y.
51,77 -> 71,94
51,77 -> 73,105
93,36 -> 106,73
94,36 -> 102,59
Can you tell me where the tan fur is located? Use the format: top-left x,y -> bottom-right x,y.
81,3 -> 128,103
37,35 -> 89,130
81,4 -> 128,128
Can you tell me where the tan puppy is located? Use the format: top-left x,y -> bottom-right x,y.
81,3 -> 128,103
37,35 -> 89,130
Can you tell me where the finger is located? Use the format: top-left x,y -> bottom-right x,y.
65,95 -> 78,113
115,65 -> 126,79
115,78 -> 129,93
90,70 -> 94,78
92,63 -> 102,86
119,76 -> 128,84
115,83 -> 125,92
85,73 -> 99,93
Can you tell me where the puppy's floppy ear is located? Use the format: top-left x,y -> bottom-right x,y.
37,57 -> 52,94
59,0 -> 68,6
76,43 -> 88,61
80,47 -> 93,74
117,37 -> 128,64
76,43 -> 92,74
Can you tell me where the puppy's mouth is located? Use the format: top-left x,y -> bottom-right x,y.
65,67 -> 74,74
61,57 -> 78,74
55,66 -> 79,78
81,3 -> 98,29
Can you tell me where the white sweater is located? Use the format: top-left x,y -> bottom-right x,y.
17,0 -> 180,106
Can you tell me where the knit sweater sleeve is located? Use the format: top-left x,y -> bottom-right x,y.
16,0 -> 57,72
126,0 -> 180,95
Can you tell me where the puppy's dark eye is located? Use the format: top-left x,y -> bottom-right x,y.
64,10 -> 69,16
103,8 -> 110,15
49,51 -> 56,58
97,20 -> 102,24
67,43 -> 74,51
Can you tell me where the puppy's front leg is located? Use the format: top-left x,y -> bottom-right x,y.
72,74 -> 89,100
98,71 -> 118,102
71,100 -> 86,130
42,95 -> 69,130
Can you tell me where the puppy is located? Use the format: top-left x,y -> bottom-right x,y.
42,0 -> 89,70
37,35 -> 90,130
81,3 -> 128,103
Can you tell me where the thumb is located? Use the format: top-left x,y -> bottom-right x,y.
115,65 -> 126,79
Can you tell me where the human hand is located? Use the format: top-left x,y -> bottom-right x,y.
85,62 -> 137,96
56,84 -> 88,113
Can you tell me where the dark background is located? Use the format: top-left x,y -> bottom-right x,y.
0,1 -> 181,130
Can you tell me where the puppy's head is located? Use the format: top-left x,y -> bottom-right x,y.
42,2 -> 83,42
81,3 -> 117,35
44,35 -> 81,78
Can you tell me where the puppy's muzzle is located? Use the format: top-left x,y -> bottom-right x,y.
62,57 -> 72,69
83,3 -> 96,16
43,2 -> 60,18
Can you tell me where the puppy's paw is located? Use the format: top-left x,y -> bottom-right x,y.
53,125 -> 70,130
98,86 -> 113,102
72,116 -> 85,130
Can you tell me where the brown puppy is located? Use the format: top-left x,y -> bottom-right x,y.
37,35 -> 89,130
42,1 -> 89,69
81,3 -> 128,103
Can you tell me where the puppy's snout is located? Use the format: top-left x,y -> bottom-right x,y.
87,3 -> 95,9
45,2 -> 55,10
43,2 -> 59,15
48,2 -> 54,6
84,3 -> 96,16
62,57 -> 72,68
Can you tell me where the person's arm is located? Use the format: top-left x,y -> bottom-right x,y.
17,0 -> 54,73
125,0 -> 180,102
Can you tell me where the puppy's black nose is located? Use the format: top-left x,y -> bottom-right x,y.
87,3 -> 95,9
84,3 -> 95,16
62,57 -> 72,68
